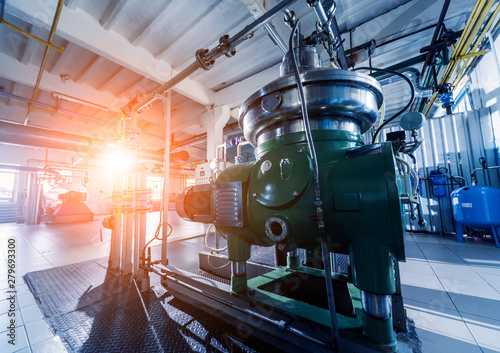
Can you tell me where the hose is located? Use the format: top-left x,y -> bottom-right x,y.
396,156 -> 418,196
289,19 -> 339,352
353,67 -> 415,143
205,223 -> 228,252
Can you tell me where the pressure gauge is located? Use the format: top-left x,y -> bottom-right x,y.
400,112 -> 425,131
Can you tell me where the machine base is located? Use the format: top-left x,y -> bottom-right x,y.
160,265 -> 414,353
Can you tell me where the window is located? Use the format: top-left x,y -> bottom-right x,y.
0,170 -> 17,202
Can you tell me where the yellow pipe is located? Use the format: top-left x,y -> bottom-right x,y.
452,1 -> 500,86
0,18 -> 64,53
32,106 -> 57,114
25,0 -> 65,125
424,92 -> 437,117
441,0 -> 493,83
424,0 -> 496,116
452,50 -> 489,61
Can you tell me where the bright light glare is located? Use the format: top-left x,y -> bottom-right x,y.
106,151 -> 131,174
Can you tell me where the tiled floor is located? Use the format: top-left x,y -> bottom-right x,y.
401,233 -> 500,353
1,215 -> 499,352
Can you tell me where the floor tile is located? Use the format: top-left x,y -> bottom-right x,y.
440,280 -> 500,320
20,304 -> 44,324
0,310 -> 22,328
31,336 -> 67,353
404,300 -> 481,353
16,293 -> 38,309
25,319 -> 54,345
429,260 -> 489,283
0,326 -> 29,353
461,312 -> 500,352
401,283 -> 456,311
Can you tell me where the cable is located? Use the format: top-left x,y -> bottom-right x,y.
204,223 -> 228,252
353,67 -> 415,143
289,19 -> 339,352
141,221 -> 172,259
207,255 -> 231,270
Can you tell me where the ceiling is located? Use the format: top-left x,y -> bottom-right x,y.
0,0 -> 476,163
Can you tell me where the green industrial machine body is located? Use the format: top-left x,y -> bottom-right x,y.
218,130 -> 405,295
176,58 -> 408,351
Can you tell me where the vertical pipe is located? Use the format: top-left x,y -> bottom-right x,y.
139,168 -> 148,290
24,0 -> 65,125
122,173 -> 135,275
110,175 -> 122,270
133,171 -> 141,277
162,91 -> 171,266
450,114 -> 464,179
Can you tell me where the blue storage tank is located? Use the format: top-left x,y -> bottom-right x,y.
451,186 -> 500,247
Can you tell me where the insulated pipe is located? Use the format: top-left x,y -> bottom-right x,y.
379,68 -> 433,98
162,91 -> 172,266
139,168 -> 148,291
24,0 -> 65,125
0,89 -> 163,141
133,171 -> 141,277
130,0 -> 297,117
0,120 -> 175,162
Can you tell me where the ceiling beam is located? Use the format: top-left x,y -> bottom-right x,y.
6,0 -> 215,106
215,62 -> 281,108
64,0 -> 80,10
129,2 -> 172,47
17,23 -> 38,65
73,55 -> 105,84
0,51 -> 126,111
99,0 -> 127,31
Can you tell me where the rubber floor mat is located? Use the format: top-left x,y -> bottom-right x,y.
24,240 -> 285,353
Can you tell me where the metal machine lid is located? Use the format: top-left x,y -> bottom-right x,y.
239,69 -> 384,146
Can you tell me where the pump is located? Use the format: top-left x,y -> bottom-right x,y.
174,40 -> 413,350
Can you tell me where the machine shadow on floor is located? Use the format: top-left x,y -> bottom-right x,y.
24,255 -> 284,353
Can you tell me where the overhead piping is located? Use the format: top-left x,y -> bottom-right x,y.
378,68 -> 433,98
421,0 -> 451,78
424,0 -> 499,116
0,0 -> 64,53
128,0 -> 298,122
0,88 -> 163,141
24,0 -> 65,125
0,120 -> 170,162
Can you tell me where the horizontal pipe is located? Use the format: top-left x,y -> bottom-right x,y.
0,89 -> 164,141
0,120 -> 168,162
0,18 -> 64,52
131,0 -> 297,116
0,163 -> 59,173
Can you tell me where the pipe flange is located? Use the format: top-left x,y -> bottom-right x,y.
264,217 -> 288,242
195,49 -> 215,70
219,34 -> 236,58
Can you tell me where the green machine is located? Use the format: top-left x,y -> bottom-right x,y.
174,42 -> 411,352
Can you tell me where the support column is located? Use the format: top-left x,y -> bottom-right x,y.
203,105 -> 230,160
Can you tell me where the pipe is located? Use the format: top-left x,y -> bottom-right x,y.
24,0 -> 65,125
0,120 -> 178,162
264,23 -> 287,53
0,88 -> 164,141
308,0 -> 347,70
236,137 -> 251,164
421,0 -> 451,77
161,91 -> 171,266
378,68 -> 433,98
471,166 -> 500,184
0,19 -> 64,52
130,0 -> 298,117
425,0 -> 497,116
